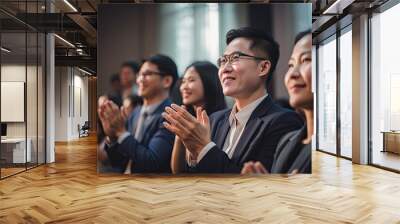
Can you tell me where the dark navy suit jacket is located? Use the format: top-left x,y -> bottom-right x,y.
271,125 -> 311,174
105,99 -> 175,173
189,95 -> 303,173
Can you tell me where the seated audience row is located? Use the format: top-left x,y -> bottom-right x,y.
98,27 -> 312,174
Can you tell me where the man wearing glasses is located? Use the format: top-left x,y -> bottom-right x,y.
163,27 -> 303,173
99,54 -> 177,173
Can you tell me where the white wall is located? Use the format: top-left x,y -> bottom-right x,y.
1,65 -> 37,137
72,72 -> 89,138
55,66 -> 68,141
1,65 -> 27,144
55,67 -> 89,141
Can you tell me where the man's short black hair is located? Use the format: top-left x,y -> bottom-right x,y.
121,61 -> 140,74
294,29 -> 312,45
226,27 -> 280,85
144,54 -> 178,91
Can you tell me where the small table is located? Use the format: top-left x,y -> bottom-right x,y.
381,131 -> 400,154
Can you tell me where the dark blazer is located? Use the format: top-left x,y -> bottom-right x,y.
190,95 -> 303,173
271,125 -> 311,174
105,98 -> 175,173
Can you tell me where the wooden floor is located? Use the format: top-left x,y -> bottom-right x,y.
1,167 -> 26,178
1,164 -> 44,178
1,135 -> 400,223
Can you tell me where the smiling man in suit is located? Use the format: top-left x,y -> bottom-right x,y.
163,27 -> 303,173
99,54 -> 177,173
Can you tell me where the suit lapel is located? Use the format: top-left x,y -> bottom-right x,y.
140,98 -> 172,143
231,95 -> 274,162
140,114 -> 156,143
281,126 -> 306,157
231,117 -> 263,162
214,114 -> 230,149
129,107 -> 141,134
272,127 -> 306,172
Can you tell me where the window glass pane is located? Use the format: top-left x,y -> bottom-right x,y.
339,29 -> 352,158
317,36 -> 337,154
159,4 -> 220,74
1,30 -> 28,177
371,3 -> 400,171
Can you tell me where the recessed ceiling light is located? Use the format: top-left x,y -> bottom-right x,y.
63,0 -> 78,12
1,47 -> 11,53
54,34 -> 75,48
78,67 -> 93,76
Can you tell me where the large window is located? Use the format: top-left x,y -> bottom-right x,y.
160,4 -> 221,74
317,35 -> 337,154
370,2 -> 400,171
316,25 -> 353,159
339,27 -> 352,158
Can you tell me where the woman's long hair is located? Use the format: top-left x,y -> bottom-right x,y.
184,61 -> 227,115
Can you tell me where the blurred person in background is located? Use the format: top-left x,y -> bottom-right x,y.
119,61 -> 141,98
98,54 -> 178,173
107,73 -> 123,108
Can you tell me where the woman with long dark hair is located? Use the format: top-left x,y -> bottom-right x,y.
241,30 -> 313,174
170,61 -> 227,174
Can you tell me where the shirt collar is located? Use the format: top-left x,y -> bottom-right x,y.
229,94 -> 268,126
141,100 -> 163,115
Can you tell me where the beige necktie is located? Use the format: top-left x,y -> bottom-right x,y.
224,117 -> 242,159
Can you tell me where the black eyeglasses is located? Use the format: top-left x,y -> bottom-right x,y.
217,51 -> 269,68
138,70 -> 163,79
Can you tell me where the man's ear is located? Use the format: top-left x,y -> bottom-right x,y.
258,60 -> 271,79
162,75 -> 173,89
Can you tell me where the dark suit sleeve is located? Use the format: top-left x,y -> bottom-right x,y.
252,111 -> 303,172
193,111 -> 303,173
192,145 -> 242,173
105,119 -> 175,173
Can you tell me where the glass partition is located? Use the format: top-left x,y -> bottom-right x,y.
1,30 -> 28,177
0,1 -> 46,179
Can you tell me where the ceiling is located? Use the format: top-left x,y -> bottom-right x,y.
0,0 -> 393,74
311,0 -> 390,42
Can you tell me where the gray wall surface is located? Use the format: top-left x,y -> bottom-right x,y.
97,3 -> 311,101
